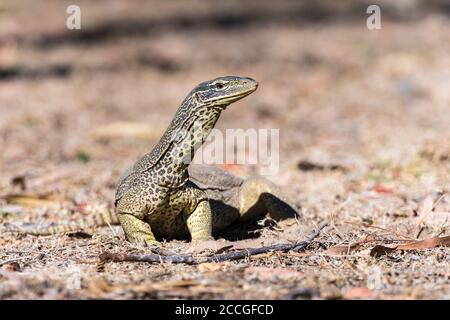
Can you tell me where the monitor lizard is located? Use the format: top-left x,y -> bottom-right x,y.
7,76 -> 299,245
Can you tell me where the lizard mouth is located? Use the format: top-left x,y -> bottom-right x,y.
215,86 -> 258,108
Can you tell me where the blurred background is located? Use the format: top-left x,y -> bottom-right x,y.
0,0 -> 449,299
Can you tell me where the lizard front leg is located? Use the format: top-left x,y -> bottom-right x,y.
115,191 -> 159,246
181,186 -> 213,242
117,212 -> 159,246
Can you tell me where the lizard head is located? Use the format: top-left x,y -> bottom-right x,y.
166,76 -> 259,163
191,76 -> 258,109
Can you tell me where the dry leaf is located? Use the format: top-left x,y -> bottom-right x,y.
370,235 -> 450,257
397,236 -> 450,250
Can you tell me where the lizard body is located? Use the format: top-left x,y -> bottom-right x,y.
8,77 -> 298,245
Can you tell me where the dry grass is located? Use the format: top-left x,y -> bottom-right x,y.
0,0 -> 449,299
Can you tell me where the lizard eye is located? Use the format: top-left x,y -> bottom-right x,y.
214,82 -> 225,90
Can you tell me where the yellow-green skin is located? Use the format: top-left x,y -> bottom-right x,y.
9,77 -> 299,245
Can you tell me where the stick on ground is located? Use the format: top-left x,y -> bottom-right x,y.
99,223 -> 328,265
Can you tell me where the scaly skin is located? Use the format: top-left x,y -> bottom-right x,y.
7,76 -> 299,245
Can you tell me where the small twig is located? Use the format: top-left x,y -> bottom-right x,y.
100,223 -> 328,265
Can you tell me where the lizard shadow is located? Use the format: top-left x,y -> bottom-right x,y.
213,193 -> 300,241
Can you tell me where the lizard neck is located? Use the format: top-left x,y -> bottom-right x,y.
150,101 -> 223,188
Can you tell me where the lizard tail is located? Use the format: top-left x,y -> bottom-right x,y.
5,209 -> 120,235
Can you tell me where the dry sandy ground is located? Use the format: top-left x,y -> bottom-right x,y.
0,0 -> 449,299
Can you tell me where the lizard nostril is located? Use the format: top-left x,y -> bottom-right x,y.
244,78 -> 257,87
